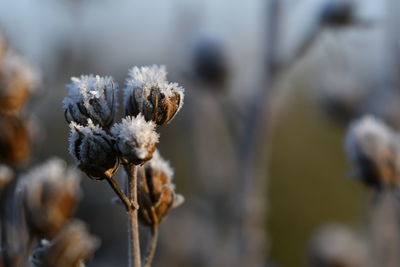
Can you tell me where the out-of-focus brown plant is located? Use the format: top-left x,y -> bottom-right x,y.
0,31 -> 98,267
21,159 -> 81,238
0,114 -> 30,166
307,115 -> 400,267
30,221 -> 99,267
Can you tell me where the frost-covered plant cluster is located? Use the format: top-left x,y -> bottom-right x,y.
63,64 -> 185,267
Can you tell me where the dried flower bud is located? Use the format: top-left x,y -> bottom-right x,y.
30,221 -> 99,267
345,115 -> 400,187
69,120 -> 119,180
0,50 -> 40,114
21,158 -> 81,238
308,224 -> 367,267
124,65 -> 184,125
137,150 -> 184,226
0,114 -> 30,166
63,75 -> 118,129
111,115 -> 159,165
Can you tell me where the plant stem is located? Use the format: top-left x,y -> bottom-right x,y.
105,175 -> 131,212
125,164 -> 141,267
144,224 -> 159,267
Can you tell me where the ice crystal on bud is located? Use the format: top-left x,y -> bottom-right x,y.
137,150 -> 184,226
148,150 -> 174,178
124,65 -> 185,125
20,158 -> 81,238
69,119 -> 119,180
63,75 -> 118,129
345,115 -> 400,187
111,115 -> 159,165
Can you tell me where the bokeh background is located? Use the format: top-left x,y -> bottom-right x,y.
0,0 -> 395,266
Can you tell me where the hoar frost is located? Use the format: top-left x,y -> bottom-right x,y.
124,65 -> 185,125
63,75 -> 118,129
111,114 -> 159,165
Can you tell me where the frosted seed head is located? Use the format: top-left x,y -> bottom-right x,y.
111,114 -> 159,165
69,120 -> 119,180
21,158 -> 81,238
124,65 -> 185,125
137,150 -> 183,226
63,75 -> 118,129
345,115 -> 400,187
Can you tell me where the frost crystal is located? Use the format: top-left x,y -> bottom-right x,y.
69,119 -> 118,180
111,114 -> 159,164
63,75 -> 118,129
124,65 -> 185,125
148,150 -> 174,179
345,115 -> 400,186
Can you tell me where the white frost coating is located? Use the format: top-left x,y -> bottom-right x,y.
345,115 -> 394,161
148,150 -> 174,179
19,158 -> 81,200
63,74 -> 118,125
124,65 -> 185,112
68,119 -> 108,161
111,114 -> 159,159
1,50 -> 41,93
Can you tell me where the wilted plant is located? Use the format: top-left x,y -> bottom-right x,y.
63,64 -> 185,267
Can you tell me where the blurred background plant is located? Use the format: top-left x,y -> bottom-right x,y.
0,0 -> 399,266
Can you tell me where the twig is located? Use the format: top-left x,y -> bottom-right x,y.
124,164 -> 141,267
144,223 -> 159,267
105,174 -> 131,212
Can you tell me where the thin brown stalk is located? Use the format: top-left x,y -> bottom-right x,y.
124,164 -> 141,267
144,223 -> 159,267
105,174 -> 131,212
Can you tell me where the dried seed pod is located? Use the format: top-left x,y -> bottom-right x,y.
0,114 -> 30,167
111,115 -> 159,165
345,115 -> 400,187
30,221 -> 99,267
124,65 -> 184,125
63,75 -> 118,129
0,50 -> 40,114
22,158 -> 81,238
137,150 -> 184,226
69,120 -> 119,180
